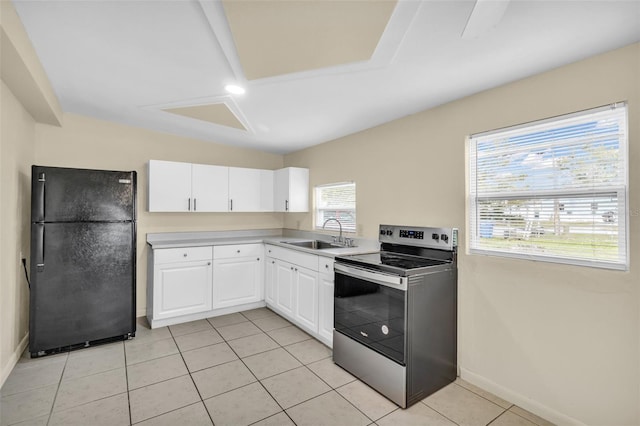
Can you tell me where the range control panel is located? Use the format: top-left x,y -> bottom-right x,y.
399,229 -> 424,239
379,225 -> 458,250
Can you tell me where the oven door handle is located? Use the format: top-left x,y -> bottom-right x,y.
334,263 -> 407,290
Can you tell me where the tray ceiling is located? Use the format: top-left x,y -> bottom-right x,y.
222,0 -> 396,80
10,0 -> 640,154
164,103 -> 246,131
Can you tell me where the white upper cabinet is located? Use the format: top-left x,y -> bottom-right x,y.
229,168 -> 274,212
274,167 -> 309,212
260,170 -> 275,211
148,160 -> 192,212
149,160 -> 306,213
192,163 -> 229,212
149,160 -> 228,212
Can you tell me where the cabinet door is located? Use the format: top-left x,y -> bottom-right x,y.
260,170 -> 275,211
287,167 -> 309,212
228,167 -> 262,212
294,266 -> 319,333
154,260 -> 212,319
192,164 -> 229,212
275,260 -> 295,317
318,273 -> 334,347
148,160 -> 192,212
213,256 -> 262,309
265,257 -> 277,307
273,167 -> 309,212
273,168 -> 289,212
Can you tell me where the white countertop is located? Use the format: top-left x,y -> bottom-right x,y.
146,229 -> 379,258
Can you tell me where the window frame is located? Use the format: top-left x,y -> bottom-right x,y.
314,181 -> 356,233
467,103 -> 629,270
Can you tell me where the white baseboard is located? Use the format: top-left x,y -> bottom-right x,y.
1,333 -> 29,388
460,368 -> 585,426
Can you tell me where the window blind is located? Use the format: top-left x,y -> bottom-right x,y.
315,182 -> 356,232
468,103 -> 628,270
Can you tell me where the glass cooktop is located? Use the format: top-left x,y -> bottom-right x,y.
337,251 -> 450,275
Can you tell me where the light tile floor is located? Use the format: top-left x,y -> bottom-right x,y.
1,308 -> 555,426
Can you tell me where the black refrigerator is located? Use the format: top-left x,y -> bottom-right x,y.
30,166 -> 137,357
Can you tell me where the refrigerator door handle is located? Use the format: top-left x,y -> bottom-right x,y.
34,172 -> 46,221
35,224 -> 45,272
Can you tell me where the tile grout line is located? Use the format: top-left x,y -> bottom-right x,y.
454,381 -> 515,411
304,360 -> 388,423
301,359 -> 383,423
228,309 -> 302,425
122,340 -> 133,426
44,351 -> 69,426
169,322 -> 217,426
131,310 -> 335,425
214,315 -> 290,424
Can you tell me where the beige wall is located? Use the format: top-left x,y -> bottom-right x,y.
34,114 -> 285,317
0,80 -> 37,384
284,43 -> 640,425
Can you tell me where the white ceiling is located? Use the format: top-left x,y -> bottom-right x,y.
12,0 -> 640,154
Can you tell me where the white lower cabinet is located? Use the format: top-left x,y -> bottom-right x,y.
265,257 -> 277,306
148,241 -> 335,346
213,257 -> 263,309
294,266 -> 318,333
150,247 -> 213,321
213,244 -> 263,309
275,260 -> 296,317
148,244 -> 265,328
317,256 -> 335,347
265,245 -> 333,346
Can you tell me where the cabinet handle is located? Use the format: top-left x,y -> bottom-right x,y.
194,198 -> 197,211
207,262 -> 211,265
325,264 -> 329,269
183,253 -> 187,257
257,257 -> 260,261
237,249 -> 240,253
272,260 -> 275,264
290,267 -> 294,270
285,200 -> 289,211
188,198 -> 191,211
295,268 -> 298,271
230,199 -> 233,211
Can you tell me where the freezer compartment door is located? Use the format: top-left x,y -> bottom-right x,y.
31,166 -> 136,222
29,222 -> 136,353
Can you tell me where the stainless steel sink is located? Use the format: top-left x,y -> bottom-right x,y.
282,240 -> 348,250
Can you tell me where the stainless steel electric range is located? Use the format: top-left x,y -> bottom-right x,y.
333,224 -> 458,408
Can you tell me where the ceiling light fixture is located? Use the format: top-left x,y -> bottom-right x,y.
224,84 -> 246,95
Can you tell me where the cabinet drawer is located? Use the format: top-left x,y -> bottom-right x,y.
266,245 -> 317,270
318,256 -> 334,275
214,244 -> 262,259
155,246 -> 213,264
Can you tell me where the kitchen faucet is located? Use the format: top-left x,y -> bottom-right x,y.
322,218 -> 343,244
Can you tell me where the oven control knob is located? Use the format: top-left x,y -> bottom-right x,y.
441,234 -> 449,243
380,229 -> 385,235
386,230 -> 393,236
432,233 -> 439,241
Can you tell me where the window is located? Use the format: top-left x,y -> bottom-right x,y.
468,103 -> 628,270
315,182 -> 356,233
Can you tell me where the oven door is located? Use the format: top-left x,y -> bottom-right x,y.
334,263 -> 407,365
